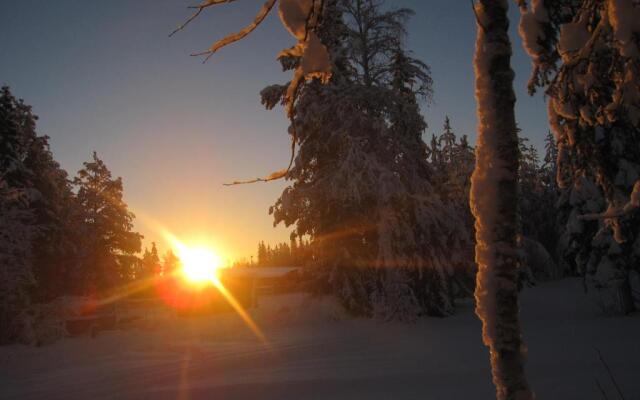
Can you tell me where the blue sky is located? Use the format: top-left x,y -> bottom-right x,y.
0,0 -> 549,260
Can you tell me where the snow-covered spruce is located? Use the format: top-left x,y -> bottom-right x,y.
0,87 -> 37,344
264,0 -> 471,320
518,0 -> 640,314
471,1 -> 534,399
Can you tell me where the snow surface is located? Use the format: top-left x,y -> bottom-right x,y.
1,279 -> 639,400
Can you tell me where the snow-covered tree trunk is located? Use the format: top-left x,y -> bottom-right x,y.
470,1 -> 534,399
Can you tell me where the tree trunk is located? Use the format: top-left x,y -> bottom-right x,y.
470,1 -> 534,399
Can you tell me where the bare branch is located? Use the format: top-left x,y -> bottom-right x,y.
223,168 -> 288,186
192,0 -> 277,63
171,0 -> 329,186
169,0 -> 239,37
223,111 -> 299,186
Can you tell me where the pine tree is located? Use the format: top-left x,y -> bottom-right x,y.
73,152 -> 142,292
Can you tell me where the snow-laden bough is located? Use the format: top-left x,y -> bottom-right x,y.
171,0 -> 332,185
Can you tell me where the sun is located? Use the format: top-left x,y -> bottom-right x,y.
178,246 -> 223,284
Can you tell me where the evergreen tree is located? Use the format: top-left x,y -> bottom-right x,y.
263,0 -> 469,319
25,134 -> 79,300
519,0 -> 640,314
0,180 -> 35,344
518,136 -> 560,281
439,116 -> 457,163
73,152 -> 142,292
139,242 -> 160,279
518,137 -> 543,237
0,87 -> 83,301
257,241 -> 267,266
0,86 -> 38,343
542,131 -> 558,187
429,118 -> 476,294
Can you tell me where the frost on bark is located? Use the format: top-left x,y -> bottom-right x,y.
470,1 -> 534,399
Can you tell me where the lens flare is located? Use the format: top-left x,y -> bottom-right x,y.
150,226 -> 268,345
179,246 -> 222,284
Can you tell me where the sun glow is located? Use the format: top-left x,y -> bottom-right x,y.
179,246 -> 222,284
151,226 -> 268,344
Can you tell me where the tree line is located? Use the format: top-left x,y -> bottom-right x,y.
255,239 -> 313,267
0,86 -> 175,343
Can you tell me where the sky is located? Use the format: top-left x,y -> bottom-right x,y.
0,0 -> 549,262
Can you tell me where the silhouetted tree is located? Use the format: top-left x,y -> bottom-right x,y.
73,152 -> 142,292
139,242 -> 161,279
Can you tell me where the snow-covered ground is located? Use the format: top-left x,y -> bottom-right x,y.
1,278 -> 639,400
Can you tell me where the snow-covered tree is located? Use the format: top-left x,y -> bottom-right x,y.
471,1 -> 534,398
0,179 -> 35,344
518,0 -> 640,314
24,132 -> 80,300
0,86 -> 37,343
517,136 -> 560,282
427,118 -> 476,294
429,118 -> 476,230
261,0 -> 470,319
170,0 -> 531,393
73,152 -> 142,292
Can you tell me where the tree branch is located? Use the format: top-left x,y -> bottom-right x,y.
169,0 -> 239,37
192,0 -> 277,63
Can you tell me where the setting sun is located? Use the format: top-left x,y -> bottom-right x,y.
178,246 -> 222,284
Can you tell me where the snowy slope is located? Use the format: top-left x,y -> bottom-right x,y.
1,279 -> 639,400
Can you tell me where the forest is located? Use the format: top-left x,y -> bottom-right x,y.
1,1 -> 640,399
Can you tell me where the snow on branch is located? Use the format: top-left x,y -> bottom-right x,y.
222,169 -> 289,186
579,180 -> 640,221
171,0 -> 332,186
191,0 -> 278,63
